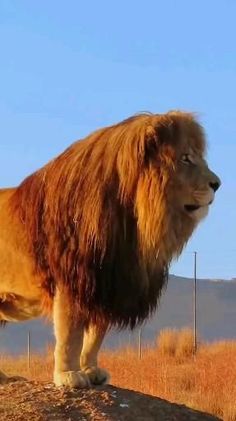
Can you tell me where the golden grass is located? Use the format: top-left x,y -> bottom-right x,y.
156,328 -> 178,357
1,328 -> 236,420
156,327 -> 196,358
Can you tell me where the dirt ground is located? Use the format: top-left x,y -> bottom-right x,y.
0,379 -> 222,421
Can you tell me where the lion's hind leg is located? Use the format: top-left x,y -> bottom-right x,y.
80,322 -> 109,386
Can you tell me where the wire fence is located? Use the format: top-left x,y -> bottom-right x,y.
1,251 -> 236,362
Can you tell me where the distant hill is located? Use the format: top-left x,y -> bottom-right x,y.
0,275 -> 235,354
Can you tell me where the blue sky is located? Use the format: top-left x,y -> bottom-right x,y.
0,1 -> 235,280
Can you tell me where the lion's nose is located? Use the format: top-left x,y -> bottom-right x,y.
209,181 -> 220,192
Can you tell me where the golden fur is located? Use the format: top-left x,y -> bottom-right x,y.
0,111 -> 220,387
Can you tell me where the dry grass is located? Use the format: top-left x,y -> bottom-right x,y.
157,327 -> 195,359
175,328 -> 195,358
156,328 -> 178,356
1,328 -> 236,420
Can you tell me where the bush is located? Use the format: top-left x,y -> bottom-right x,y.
175,328 -> 195,358
156,328 -> 178,356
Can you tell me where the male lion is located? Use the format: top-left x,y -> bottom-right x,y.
0,111 -> 220,387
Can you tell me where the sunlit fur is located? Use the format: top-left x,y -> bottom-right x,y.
8,112 -> 208,328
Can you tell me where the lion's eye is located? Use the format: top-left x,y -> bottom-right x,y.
181,154 -> 193,164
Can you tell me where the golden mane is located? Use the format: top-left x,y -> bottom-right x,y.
10,112 -> 205,328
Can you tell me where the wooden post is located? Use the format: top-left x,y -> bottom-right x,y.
28,331 -> 31,370
193,252 -> 197,354
138,328 -> 142,359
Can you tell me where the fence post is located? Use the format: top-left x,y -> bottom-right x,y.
28,331 -> 31,370
193,251 -> 197,354
138,327 -> 142,359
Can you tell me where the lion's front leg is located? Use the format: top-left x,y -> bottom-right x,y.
53,288 -> 90,388
80,322 -> 109,385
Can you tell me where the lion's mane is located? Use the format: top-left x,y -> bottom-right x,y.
10,113 -> 205,328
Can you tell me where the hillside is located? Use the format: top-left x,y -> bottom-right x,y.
0,380 -> 221,421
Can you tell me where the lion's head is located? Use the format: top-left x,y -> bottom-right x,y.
12,111 -> 220,328
161,112 -> 220,222
115,112 -> 220,264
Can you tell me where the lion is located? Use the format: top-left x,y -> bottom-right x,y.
0,111 -> 220,387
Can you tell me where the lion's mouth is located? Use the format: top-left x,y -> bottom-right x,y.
184,204 -> 202,212
185,198 -> 213,213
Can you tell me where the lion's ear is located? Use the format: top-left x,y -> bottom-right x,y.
144,121 -> 176,164
143,125 -> 158,163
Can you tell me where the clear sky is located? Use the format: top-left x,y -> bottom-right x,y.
0,1 -> 235,280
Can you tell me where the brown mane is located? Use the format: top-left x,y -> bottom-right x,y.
10,112 -> 205,328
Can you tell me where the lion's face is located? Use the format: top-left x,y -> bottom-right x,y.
169,149 -> 220,222
162,115 -> 221,223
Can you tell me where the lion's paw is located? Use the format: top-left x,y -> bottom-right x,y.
83,366 -> 110,385
53,370 -> 91,388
